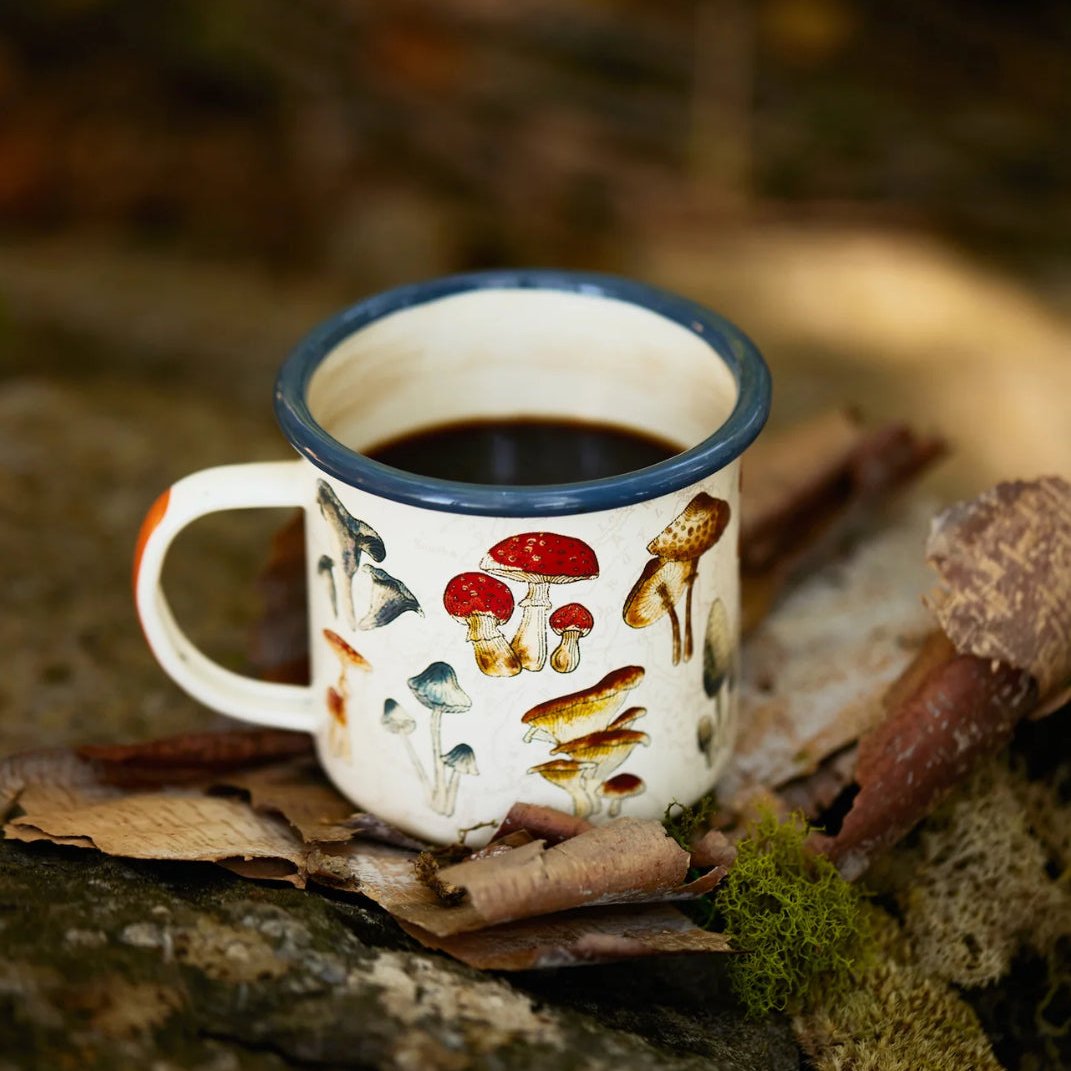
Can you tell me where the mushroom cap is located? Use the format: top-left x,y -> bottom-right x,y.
646,492 -> 731,561
326,686 -> 346,724
481,532 -> 598,584
549,602 -> 594,636
703,596 -> 734,698
358,565 -> 423,629
598,773 -> 645,798
407,661 -> 472,712
317,555 -> 334,574
441,743 -> 479,775
551,729 -> 650,763
622,558 -> 691,628
527,758 -> 596,785
316,480 -> 387,560
608,706 -> 647,730
443,572 -> 514,622
382,698 -> 416,734
696,714 -> 714,748
520,665 -> 645,741
322,628 -> 372,670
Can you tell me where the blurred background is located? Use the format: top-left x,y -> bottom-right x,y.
0,0 -> 1069,748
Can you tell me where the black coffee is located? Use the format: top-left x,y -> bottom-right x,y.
366,418 -> 681,485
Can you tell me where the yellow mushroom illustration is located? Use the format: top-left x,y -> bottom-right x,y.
322,629 -> 371,759
598,773 -> 646,818
520,665 -> 645,744
528,758 -> 598,818
551,728 -> 651,790
622,492 -> 731,665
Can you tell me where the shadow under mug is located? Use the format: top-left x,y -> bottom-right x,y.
135,270 -> 771,844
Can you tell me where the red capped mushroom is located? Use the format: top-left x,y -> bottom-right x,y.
548,602 -> 594,674
443,572 -> 521,677
481,532 -> 599,672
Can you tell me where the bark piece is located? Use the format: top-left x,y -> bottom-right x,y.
812,655 -> 1037,880
436,819 -> 691,928
79,729 -> 313,787
397,904 -> 732,970
926,475 -> 1071,700
492,802 -> 594,846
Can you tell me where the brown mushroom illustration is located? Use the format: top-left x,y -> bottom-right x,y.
622,492 -> 731,665
696,714 -> 715,768
528,758 -> 598,818
608,705 -> 647,731
322,629 -> 371,759
598,773 -> 645,817
548,603 -> 594,674
481,532 -> 598,672
520,665 -> 645,744
551,728 -> 650,789
326,685 -> 350,760
443,572 -> 521,677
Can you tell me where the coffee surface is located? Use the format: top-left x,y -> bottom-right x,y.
365,418 -> 681,485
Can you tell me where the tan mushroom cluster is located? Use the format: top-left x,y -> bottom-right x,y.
622,492 -> 731,666
322,628 -> 372,760
524,666 -> 648,818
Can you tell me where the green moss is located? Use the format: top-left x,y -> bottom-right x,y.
662,794 -> 719,851
717,810 -> 868,1017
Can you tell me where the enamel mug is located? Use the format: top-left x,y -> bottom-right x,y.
134,270 -> 771,843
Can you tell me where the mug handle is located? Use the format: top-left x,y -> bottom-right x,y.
133,460 -> 316,733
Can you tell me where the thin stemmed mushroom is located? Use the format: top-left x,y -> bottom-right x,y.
696,715 -> 715,768
316,479 -> 386,631
481,532 -> 598,672
443,572 -> 521,677
440,744 -> 479,816
357,565 -> 423,630
382,698 -> 429,795
622,493 -> 731,665
548,603 -> 594,674
598,773 -> 645,817
528,758 -> 598,818
407,662 -> 473,814
702,596 -> 736,744
322,629 -> 371,759
318,555 -> 337,618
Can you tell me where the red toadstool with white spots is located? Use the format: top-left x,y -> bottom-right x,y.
443,572 -> 520,677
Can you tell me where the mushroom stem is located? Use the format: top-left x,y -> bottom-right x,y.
662,587 -> 682,665
340,568 -> 358,631
467,613 -> 521,677
549,630 -> 582,674
570,779 -> 595,819
429,709 -> 446,811
443,769 -> 461,816
403,736 -> 431,797
683,567 -> 697,662
511,582 -> 551,672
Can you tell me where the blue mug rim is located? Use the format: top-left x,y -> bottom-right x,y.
274,269 -> 771,517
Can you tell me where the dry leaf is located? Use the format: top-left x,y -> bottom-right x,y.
397,905 -> 732,970
812,654 -> 1036,880
340,813 -> 435,852
926,476 -> 1071,700
6,793 -> 307,881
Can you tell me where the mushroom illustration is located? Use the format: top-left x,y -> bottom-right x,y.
551,728 -> 650,789
528,758 -> 598,818
598,773 -> 645,818
622,492 -> 731,665
442,572 -> 521,677
322,629 -> 370,759
697,714 -> 715,768
326,685 -> 350,760
441,743 -> 479,816
318,555 -> 337,618
357,564 -> 423,630
316,479 -> 386,631
382,698 -> 429,795
481,532 -> 598,672
407,661 -> 473,814
548,603 -> 594,674
703,596 -> 734,701
520,665 -> 645,744
608,705 -> 647,731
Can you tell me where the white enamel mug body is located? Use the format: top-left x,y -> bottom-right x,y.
135,271 -> 770,844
